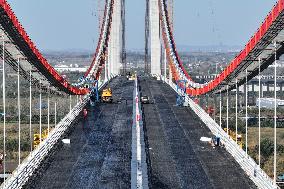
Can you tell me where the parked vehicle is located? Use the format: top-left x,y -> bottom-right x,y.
277,173 -> 284,182
141,95 -> 150,104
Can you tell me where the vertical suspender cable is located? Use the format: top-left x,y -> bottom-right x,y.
17,57 -> 21,165
273,41 -> 277,184
39,80 -> 42,144
226,85 -> 229,135
235,79 -> 238,142
69,95 -> 72,112
2,37 -> 6,182
258,58 -> 261,166
29,71 -> 32,151
214,95 -> 216,121
105,59 -> 108,81
164,49 -> 167,81
219,90 -> 222,127
55,102 -> 57,126
47,87 -> 50,135
245,69 -> 248,155
206,94 -> 208,110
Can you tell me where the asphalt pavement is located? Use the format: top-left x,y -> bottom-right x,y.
140,77 -> 257,189
24,77 -> 133,189
23,76 -> 258,189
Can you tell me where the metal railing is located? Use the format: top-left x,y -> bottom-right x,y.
163,77 -> 279,189
1,96 -> 89,189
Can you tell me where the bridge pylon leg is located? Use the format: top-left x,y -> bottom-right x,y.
108,0 -> 122,76
150,0 -> 161,76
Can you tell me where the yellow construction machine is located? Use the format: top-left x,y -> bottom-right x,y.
224,128 -> 243,149
126,72 -> 136,81
101,88 -> 113,103
129,74 -> 136,81
33,129 -> 50,149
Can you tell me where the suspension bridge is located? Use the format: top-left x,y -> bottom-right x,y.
0,0 -> 283,188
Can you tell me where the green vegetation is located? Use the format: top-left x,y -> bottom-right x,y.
260,138 -> 274,158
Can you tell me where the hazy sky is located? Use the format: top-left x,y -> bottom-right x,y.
6,0 -> 278,51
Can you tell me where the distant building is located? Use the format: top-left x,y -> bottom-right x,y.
54,64 -> 88,72
256,98 -> 284,109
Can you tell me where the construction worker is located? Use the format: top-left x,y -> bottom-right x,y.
82,108 -> 88,129
0,153 -> 3,172
83,108 -> 88,118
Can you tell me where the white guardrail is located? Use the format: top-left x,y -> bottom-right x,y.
0,78 -> 114,189
163,77 -> 279,189
131,77 -> 149,189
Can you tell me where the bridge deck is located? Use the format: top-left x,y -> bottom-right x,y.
24,77 -> 133,189
140,77 -> 257,189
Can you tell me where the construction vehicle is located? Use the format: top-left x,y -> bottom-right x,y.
33,134 -> 41,149
277,173 -> 284,182
128,73 -> 136,81
141,95 -> 150,104
101,88 -> 113,103
224,128 -> 243,149
126,72 -> 131,79
33,129 -> 50,149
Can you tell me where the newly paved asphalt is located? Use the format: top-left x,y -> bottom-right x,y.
24,77 -> 133,189
24,76 -> 257,189
140,77 -> 257,189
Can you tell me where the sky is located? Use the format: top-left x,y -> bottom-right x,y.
6,0 -> 278,52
